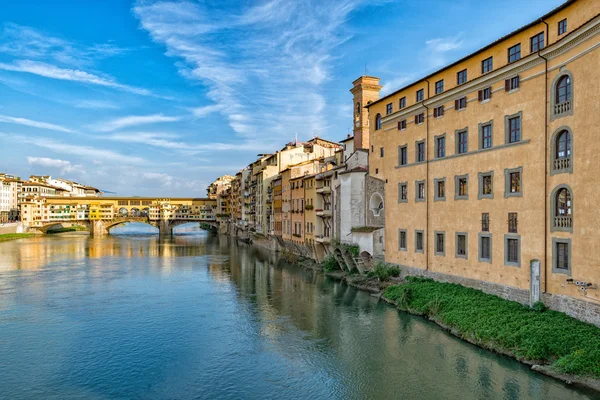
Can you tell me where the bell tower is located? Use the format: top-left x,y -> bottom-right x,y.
350,76 -> 382,150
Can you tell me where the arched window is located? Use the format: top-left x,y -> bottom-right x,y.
556,75 -> 571,103
375,114 -> 382,130
369,193 -> 384,217
118,207 -> 128,216
556,130 -> 571,159
551,72 -> 573,120
551,127 -> 573,174
551,185 -> 573,232
356,102 -> 361,115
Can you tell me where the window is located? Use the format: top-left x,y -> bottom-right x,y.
456,129 -> 468,154
434,178 -> 446,201
399,229 -> 407,251
479,122 -> 493,149
552,238 -> 571,275
386,103 -> 393,115
558,18 -> 567,35
398,119 -> 407,130
435,80 -> 444,94
508,44 -> 521,63
375,114 -> 382,130
455,96 -> 467,110
433,105 -> 444,118
552,73 -> 573,119
380,147 -> 384,158
457,69 -> 467,85
505,113 -> 522,143
551,128 -> 572,174
504,235 -> 520,267
551,185 -> 573,232
478,87 -> 492,102
482,56 -> 493,74
399,146 -> 408,166
505,75 -> 520,91
416,89 -> 424,102
479,233 -> 492,263
415,231 -> 424,253
371,145 -> 374,153
481,213 -> 490,231
508,212 -> 518,233
398,182 -> 408,203
416,181 -> 426,202
435,135 -> 445,158
399,96 -> 406,109
416,141 -> 425,163
530,32 -> 544,52
455,175 -> 468,200
456,233 -> 467,259
435,231 -> 445,256
415,113 -> 424,124
478,171 -> 494,199
504,167 -> 522,197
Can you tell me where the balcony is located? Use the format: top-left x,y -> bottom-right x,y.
315,235 -> 331,244
553,157 -> 571,173
316,209 -> 331,217
553,216 -> 572,230
554,100 -> 571,116
316,186 -> 331,194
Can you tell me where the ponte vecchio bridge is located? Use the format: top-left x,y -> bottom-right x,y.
21,197 -> 220,236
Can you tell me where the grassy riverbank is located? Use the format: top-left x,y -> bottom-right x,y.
0,233 -> 37,242
384,277 -> 600,379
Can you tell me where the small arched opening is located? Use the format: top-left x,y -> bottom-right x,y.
369,193 -> 384,217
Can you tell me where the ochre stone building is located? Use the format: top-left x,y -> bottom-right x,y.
364,0 -> 600,312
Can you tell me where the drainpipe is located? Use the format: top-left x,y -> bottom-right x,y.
538,18 -> 549,293
423,79 -> 430,270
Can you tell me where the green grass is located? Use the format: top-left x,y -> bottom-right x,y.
384,276 -> 600,378
0,233 -> 36,242
47,225 -> 87,234
366,262 -> 401,281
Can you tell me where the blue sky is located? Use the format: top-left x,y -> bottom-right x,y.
0,0 -> 563,196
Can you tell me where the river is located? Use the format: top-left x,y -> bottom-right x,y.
0,228 -> 596,399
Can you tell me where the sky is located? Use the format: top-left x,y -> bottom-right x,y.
0,0 -> 564,197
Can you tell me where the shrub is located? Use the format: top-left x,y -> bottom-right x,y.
384,277 -> 600,378
367,262 -> 401,282
341,244 -> 359,257
322,254 -> 339,272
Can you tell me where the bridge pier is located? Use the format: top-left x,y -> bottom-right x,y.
158,220 -> 173,236
90,220 -> 108,237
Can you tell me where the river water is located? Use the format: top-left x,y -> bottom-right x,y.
0,228 -> 596,400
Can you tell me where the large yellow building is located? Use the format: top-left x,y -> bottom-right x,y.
364,0 -> 600,313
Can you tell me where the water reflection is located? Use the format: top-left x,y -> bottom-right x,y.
0,233 -> 595,400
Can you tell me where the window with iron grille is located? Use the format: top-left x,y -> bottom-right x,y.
482,213 -> 490,231
508,44 -> 521,63
456,234 -> 467,257
386,103 -> 393,115
506,238 -> 519,264
480,235 -> 491,261
482,57 -> 493,74
457,69 -> 467,85
435,80 -> 444,94
416,89 -> 424,102
558,18 -> 567,35
417,141 -> 425,162
435,232 -> 445,255
530,32 -> 544,52
556,241 -> 569,270
508,212 -> 518,233
509,171 -> 521,194
399,96 -> 406,109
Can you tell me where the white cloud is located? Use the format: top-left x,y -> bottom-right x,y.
73,100 -> 119,110
133,0 -> 370,143
27,156 -> 82,174
190,104 -> 222,118
381,76 -> 411,96
0,133 -> 145,164
92,114 -> 182,132
424,34 -> 464,69
0,60 -> 160,97
0,114 -> 74,133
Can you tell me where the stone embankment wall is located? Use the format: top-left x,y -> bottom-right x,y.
0,222 -> 24,234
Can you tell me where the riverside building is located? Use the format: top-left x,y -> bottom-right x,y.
364,0 -> 600,316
